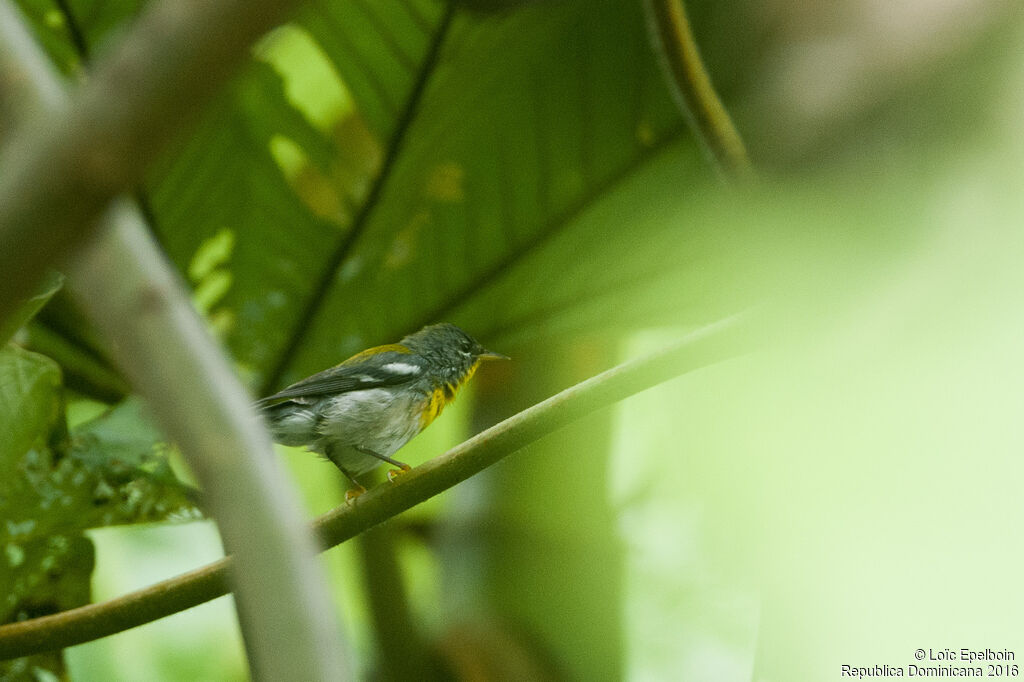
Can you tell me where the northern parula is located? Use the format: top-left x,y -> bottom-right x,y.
256,323 -> 508,496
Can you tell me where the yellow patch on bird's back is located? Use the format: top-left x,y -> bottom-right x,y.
418,360 -> 481,429
340,343 -> 411,366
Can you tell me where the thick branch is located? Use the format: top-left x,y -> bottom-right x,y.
70,206 -> 350,679
0,0 -> 307,325
0,4 -> 348,679
644,0 -> 753,180
0,313 -> 757,660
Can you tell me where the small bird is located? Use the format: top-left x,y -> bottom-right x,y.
256,323 -> 508,498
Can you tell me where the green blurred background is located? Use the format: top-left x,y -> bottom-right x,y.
3,0 -> 1024,679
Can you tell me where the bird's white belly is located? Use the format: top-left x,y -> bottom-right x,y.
314,388 -> 422,459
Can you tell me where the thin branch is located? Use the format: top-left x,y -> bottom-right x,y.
0,3 -> 349,679
0,312 -> 759,660
643,0 -> 753,180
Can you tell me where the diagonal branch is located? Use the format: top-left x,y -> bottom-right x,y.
0,312 -> 758,660
21,0 -> 138,404
0,0 -> 312,325
53,0 -> 171,250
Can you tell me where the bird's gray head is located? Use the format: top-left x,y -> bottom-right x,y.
400,323 -> 508,381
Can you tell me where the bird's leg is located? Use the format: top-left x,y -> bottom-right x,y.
325,446 -> 368,503
356,447 -> 412,481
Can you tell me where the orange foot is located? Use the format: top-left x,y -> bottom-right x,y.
345,485 -> 368,505
387,464 -> 413,482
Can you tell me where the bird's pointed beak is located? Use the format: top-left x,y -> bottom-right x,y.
478,350 -> 510,362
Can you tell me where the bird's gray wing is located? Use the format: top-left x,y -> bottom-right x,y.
254,353 -> 422,408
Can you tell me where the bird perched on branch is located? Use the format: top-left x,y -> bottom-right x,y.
256,323 -> 508,499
